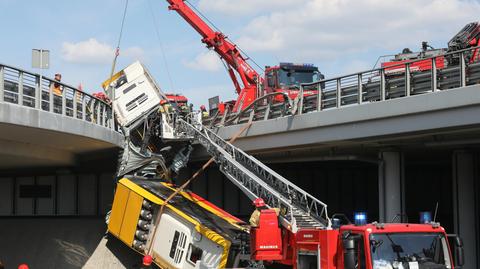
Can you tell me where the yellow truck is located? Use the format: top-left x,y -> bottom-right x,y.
107,177 -> 249,269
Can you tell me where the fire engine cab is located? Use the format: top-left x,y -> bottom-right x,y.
252,211 -> 465,269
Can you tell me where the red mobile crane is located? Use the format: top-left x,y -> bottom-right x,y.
166,0 -> 321,112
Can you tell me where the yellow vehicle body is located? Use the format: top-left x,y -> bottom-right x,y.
108,177 -> 247,269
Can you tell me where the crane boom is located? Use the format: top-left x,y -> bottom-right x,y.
166,0 -> 260,111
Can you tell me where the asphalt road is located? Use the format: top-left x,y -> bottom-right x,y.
0,217 -> 153,268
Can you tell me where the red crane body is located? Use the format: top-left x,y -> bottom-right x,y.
165,0 -> 321,113
167,0 -> 260,112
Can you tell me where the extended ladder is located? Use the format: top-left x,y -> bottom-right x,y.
176,119 -> 331,232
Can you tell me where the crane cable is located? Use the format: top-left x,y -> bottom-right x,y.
107,0 -> 129,88
147,0 -> 176,91
146,122 -> 252,256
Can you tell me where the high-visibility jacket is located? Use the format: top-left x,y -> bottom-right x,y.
249,208 -> 280,227
50,83 -> 62,96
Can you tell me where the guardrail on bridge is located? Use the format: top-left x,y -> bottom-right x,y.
0,63 -> 114,129
205,46 -> 480,127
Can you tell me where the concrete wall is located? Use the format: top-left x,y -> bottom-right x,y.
179,160 -> 379,221
0,172 -> 115,217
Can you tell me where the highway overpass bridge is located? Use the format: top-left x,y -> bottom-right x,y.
0,46 -> 479,268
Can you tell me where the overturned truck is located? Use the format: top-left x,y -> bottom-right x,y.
103,61 -> 250,268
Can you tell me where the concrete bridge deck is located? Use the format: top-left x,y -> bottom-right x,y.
0,63 -> 123,169
216,84 -> 480,156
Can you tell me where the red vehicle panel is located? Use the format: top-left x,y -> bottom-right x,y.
382,56 -> 446,74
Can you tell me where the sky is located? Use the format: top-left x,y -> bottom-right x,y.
1,0 -> 480,107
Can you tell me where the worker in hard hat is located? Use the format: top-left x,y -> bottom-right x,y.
249,198 -> 279,227
50,73 -> 63,113
159,99 -> 172,113
200,105 -> 209,119
159,99 -> 173,122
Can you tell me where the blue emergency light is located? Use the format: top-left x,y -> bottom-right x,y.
354,212 -> 367,226
420,211 -> 432,223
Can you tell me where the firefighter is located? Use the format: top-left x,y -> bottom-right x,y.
249,198 -> 279,227
160,100 -> 172,114
179,103 -> 189,115
200,105 -> 209,118
159,99 -> 174,124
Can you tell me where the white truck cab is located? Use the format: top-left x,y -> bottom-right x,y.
103,61 -> 165,127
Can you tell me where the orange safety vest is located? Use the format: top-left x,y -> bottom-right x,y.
50,83 -> 62,96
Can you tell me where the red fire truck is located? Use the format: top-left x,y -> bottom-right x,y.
252,209 -> 464,268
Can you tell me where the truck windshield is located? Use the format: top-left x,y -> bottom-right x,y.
370,232 -> 452,269
277,69 -> 317,87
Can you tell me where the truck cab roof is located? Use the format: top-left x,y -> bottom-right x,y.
340,222 -> 446,234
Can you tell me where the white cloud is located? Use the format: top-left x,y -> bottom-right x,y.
61,38 -> 144,64
233,0 -> 480,63
181,84 -> 236,107
342,60 -> 372,74
198,0 -> 300,16
184,51 -> 223,72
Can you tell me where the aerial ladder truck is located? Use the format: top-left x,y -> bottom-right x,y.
165,0 -> 322,113
104,61 -> 465,269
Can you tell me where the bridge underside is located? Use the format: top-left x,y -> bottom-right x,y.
0,102 -> 123,169
0,122 -> 121,169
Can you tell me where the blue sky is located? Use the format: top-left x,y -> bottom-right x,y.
1,0 -> 480,107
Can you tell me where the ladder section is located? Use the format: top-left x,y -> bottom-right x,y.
176,119 -> 330,230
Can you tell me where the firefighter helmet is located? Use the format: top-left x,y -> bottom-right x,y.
253,198 -> 265,208
143,255 -> 153,266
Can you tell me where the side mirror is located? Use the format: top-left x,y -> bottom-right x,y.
455,236 -> 465,267
448,234 -> 465,267
343,237 -> 356,269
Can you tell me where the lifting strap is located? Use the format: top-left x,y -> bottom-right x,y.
146,122 -> 252,256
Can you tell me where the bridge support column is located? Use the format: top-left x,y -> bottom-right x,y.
452,151 -> 479,269
378,151 -> 405,223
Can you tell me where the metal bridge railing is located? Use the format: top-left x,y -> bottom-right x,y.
0,63 -> 115,129
296,45 -> 480,114
205,46 -> 480,127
